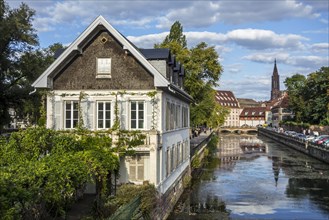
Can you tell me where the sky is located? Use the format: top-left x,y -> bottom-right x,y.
8,0 -> 329,101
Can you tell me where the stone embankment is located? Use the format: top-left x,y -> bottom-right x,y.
258,128 -> 329,164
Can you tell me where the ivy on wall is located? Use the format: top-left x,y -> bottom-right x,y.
0,125 -> 146,219
54,90 -> 159,130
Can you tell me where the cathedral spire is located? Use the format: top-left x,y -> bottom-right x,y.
271,59 -> 280,100
273,58 -> 278,76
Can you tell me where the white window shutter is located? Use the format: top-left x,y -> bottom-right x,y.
54,101 -> 61,130
86,101 -> 94,130
120,101 -> 127,130
146,100 -> 153,130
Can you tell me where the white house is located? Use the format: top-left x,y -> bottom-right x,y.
32,16 -> 193,197
215,90 -> 241,127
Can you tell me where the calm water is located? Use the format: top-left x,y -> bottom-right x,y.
170,134 -> 329,220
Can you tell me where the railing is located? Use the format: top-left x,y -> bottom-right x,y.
190,132 -> 213,158
258,128 -> 329,164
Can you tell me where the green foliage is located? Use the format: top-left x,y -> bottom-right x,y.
103,184 -> 157,219
0,0 -> 38,128
207,134 -> 219,154
155,21 -> 225,127
0,0 -> 65,128
191,156 -> 201,169
182,174 -> 192,188
0,126 -> 146,219
284,67 -> 329,125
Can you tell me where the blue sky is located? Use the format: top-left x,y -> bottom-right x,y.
9,0 -> 329,101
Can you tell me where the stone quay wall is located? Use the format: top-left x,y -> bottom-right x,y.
258,128 -> 329,164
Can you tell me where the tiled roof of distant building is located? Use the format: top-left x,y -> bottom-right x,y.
270,92 -> 289,109
215,90 -> 240,108
240,107 -> 266,117
237,98 -> 261,108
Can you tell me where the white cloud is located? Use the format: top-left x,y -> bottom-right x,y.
226,63 -> 243,74
244,53 -> 290,63
156,2 -> 221,29
302,28 -> 329,34
128,29 -> 307,51
287,56 -> 328,67
218,0 -> 319,24
244,52 -> 328,68
319,18 -> 329,24
311,43 -> 329,52
13,0 -> 325,33
127,32 -> 169,49
225,29 -> 307,50
219,76 -> 271,101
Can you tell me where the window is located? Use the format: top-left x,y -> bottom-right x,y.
97,101 -> 111,129
176,144 -> 179,168
128,154 -> 145,181
131,101 -> 144,129
166,101 -> 170,131
65,101 -> 79,129
176,105 -> 181,128
170,103 -> 175,130
97,58 -> 111,78
182,107 -> 188,128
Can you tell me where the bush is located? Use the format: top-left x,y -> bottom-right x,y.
101,184 -> 158,219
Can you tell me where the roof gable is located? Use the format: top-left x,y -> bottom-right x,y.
32,16 -> 169,88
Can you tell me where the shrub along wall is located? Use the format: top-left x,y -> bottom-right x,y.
0,126 -> 145,219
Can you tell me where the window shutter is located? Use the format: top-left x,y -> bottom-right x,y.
120,101 -> 127,130
146,100 -> 153,130
86,101 -> 94,130
54,101 -> 61,130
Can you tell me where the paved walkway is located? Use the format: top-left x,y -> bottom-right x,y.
65,194 -> 95,219
190,130 -> 212,145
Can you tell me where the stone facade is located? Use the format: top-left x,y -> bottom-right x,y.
54,31 -> 154,90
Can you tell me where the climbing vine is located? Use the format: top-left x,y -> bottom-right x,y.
0,125 -> 147,219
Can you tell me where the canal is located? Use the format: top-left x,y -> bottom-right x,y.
169,134 -> 329,219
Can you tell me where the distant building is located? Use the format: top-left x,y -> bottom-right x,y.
270,92 -> 294,127
237,98 -> 261,108
215,90 -> 241,127
271,59 -> 282,100
239,107 -> 266,127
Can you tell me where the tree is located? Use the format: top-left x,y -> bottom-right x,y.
284,67 -> 329,125
155,21 -> 228,127
18,43 -> 64,125
284,74 -> 306,122
303,67 -> 329,125
0,0 -> 38,128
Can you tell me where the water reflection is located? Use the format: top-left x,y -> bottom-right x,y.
170,134 -> 329,219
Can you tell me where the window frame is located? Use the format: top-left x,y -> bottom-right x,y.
64,100 -> 79,129
130,100 -> 145,130
127,154 -> 146,182
96,57 -> 112,78
96,101 -> 112,130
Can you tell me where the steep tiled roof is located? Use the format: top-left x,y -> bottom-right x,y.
237,98 -> 261,108
240,107 -> 266,117
215,90 -> 240,108
270,92 -> 289,109
140,48 -> 170,60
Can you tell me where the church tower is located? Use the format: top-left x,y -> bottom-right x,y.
271,59 -> 280,100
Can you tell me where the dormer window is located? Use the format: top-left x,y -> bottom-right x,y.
97,58 -> 111,78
